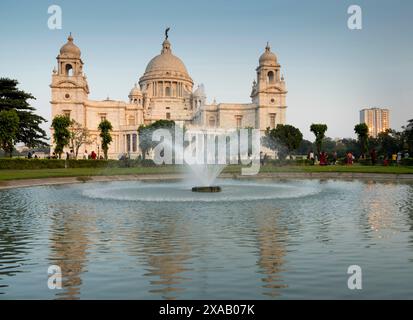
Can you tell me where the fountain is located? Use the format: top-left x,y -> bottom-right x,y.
187,163 -> 226,193
155,127 -> 227,192
191,186 -> 222,192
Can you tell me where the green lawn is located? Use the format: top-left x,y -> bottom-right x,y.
0,166 -> 183,181
0,164 -> 412,181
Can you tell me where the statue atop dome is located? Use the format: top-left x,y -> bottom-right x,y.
165,27 -> 170,40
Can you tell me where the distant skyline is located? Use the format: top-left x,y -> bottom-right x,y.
1,0 -> 412,140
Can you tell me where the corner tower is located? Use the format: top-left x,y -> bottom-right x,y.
251,43 -> 287,132
50,34 -> 89,126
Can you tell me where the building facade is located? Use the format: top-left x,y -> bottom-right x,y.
50,33 -> 287,158
360,108 -> 390,138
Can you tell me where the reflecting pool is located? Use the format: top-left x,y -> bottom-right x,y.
1,179 -> 413,299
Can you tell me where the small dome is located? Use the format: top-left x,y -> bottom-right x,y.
144,39 -> 189,75
59,34 -> 81,58
129,83 -> 142,96
259,43 -> 277,66
193,84 -> 206,97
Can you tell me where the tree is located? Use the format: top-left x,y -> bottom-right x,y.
98,119 -> 113,160
403,119 -> 413,154
69,120 -> 92,159
263,124 -> 303,159
377,129 -> 402,156
296,139 -> 314,155
51,115 -> 71,159
310,124 -> 328,155
354,123 -> 369,158
138,120 -> 175,159
0,78 -> 47,147
0,109 -> 19,157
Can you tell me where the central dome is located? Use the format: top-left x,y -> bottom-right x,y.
144,39 -> 189,75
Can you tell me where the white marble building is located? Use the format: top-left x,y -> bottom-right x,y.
50,33 -> 287,159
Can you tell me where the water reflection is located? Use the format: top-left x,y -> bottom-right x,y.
123,207 -> 194,300
359,181 -> 405,239
1,180 -> 413,299
254,207 -> 287,297
48,207 -> 91,300
0,190 -> 34,295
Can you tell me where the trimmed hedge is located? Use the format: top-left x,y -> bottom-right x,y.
266,159 -> 312,166
401,158 -> 413,166
0,158 -> 156,170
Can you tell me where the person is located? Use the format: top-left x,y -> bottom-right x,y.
260,151 -> 264,166
66,151 -> 70,160
27,151 -> 32,159
319,151 -> 327,166
332,151 -> 337,165
83,150 -> 88,160
391,152 -> 397,165
396,151 -> 402,165
91,150 -> 97,160
309,151 -> 315,165
405,151 -> 410,159
69,149 -> 75,159
370,148 -> 377,165
347,152 -> 353,165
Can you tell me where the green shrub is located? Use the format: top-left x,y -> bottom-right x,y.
0,159 -> 65,170
0,158 -> 157,170
401,158 -> 413,166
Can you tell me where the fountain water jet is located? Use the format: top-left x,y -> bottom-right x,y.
154,127 -> 226,192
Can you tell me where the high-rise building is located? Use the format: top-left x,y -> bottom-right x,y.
359,108 -> 390,138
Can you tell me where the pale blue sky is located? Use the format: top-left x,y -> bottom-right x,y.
1,0 -> 412,139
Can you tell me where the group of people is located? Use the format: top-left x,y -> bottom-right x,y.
307,151 -> 338,166
384,150 -> 409,166
33,150 -> 102,160
65,149 -> 102,160
27,151 -> 39,159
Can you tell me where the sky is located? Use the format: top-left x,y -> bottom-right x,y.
0,0 -> 412,140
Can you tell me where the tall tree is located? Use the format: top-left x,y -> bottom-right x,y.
0,78 -> 47,147
0,109 -> 19,157
98,119 -> 113,160
403,119 -> 413,154
263,124 -> 303,159
310,124 -> 328,155
354,123 -> 369,158
69,120 -> 92,159
51,115 -> 71,159
377,129 -> 403,156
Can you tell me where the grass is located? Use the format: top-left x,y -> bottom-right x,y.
0,164 -> 412,181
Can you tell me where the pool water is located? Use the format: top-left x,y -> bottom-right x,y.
0,179 -> 412,299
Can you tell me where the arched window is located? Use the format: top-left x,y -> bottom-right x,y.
65,64 -> 73,76
267,71 -> 274,84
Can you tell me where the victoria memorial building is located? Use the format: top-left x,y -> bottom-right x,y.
50,32 -> 287,159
